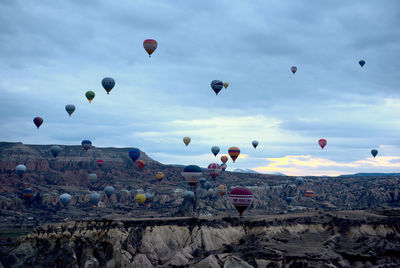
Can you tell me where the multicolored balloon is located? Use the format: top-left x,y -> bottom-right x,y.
50,145 -> 62,158
228,147 -> 240,162
81,140 -> 92,151
252,140 -> 259,148
211,146 -> 220,157
102,77 -> 115,94
33,117 -> 43,129
305,190 -> 314,197
318,139 -> 327,149
85,91 -> 95,103
220,155 -> 228,164
183,136 -> 191,146
156,172 -> 165,182
291,66 -> 297,74
65,104 -> 76,116
129,148 -> 140,162
96,159 -> 104,167
211,80 -> 224,95
207,163 -> 221,179
181,165 -> 203,189
143,39 -> 158,57
144,193 -> 153,207
229,187 -> 253,216
218,184 -> 227,197
23,188 -> 34,200
359,60 -> 365,67
371,149 -> 378,158
137,160 -> 146,170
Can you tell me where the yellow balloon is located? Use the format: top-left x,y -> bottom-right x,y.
183,136 -> 191,146
156,172 -> 164,180
135,194 -> 146,204
223,82 -> 229,89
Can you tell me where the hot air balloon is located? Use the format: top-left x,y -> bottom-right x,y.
65,104 -> 76,116
102,77 -> 115,94
296,177 -> 304,185
81,140 -> 92,151
252,140 -> 259,148
371,149 -> 378,158
144,193 -> 153,207
291,66 -> 297,74
96,159 -> 104,167
359,60 -> 365,67
229,187 -> 253,217
60,193 -> 72,205
223,82 -> 229,89
50,145 -> 61,158
137,160 -> 146,170
285,196 -> 293,205
129,148 -> 140,162
183,136 -> 191,146
89,192 -> 100,206
33,117 -> 43,129
211,146 -> 220,157
16,164 -> 27,178
184,190 -> 195,199
136,194 -> 146,205
104,186 -> 115,198
228,147 -> 240,162
220,155 -> 228,164
218,184 -> 227,197
318,139 -> 327,149
143,39 -> 157,57
305,190 -> 314,197
85,91 -> 95,103
221,163 -> 227,171
211,80 -> 224,95
88,173 -> 97,183
23,188 -> 34,200
181,165 -> 203,189
156,172 -> 165,182
207,163 -> 221,179
204,181 -> 212,190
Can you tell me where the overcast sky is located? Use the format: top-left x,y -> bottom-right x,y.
1,0 -> 399,176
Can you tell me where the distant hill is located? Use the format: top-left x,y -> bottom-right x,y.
232,169 -> 286,176
338,172 -> 400,177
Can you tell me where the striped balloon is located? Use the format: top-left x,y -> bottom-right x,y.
143,39 -> 158,57
305,190 -> 314,197
207,163 -> 221,179
228,147 -> 240,162
229,187 -> 253,216
137,160 -> 146,170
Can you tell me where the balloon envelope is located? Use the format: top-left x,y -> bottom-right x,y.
102,77 -> 115,94
229,187 -> 253,216
23,188 -> 34,199
16,164 -> 27,178
60,193 -> 72,205
104,186 -> 115,197
252,140 -> 259,148
143,39 -> 158,57
211,80 -> 224,95
285,196 -> 293,204
296,177 -> 304,184
184,191 -> 195,200
207,163 -> 221,179
85,91 -> 95,103
228,147 -> 240,162
318,139 -> 327,149
156,172 -> 165,182
65,104 -> 76,116
218,184 -> 227,197
181,165 -> 203,188
359,60 -> 365,67
89,193 -> 100,206
221,163 -> 227,171
371,149 -> 378,158
129,148 -> 140,162
88,173 -> 97,183
50,145 -> 61,158
96,159 -> 104,167
137,160 -> 146,170
136,194 -> 146,204
223,82 -> 229,89
291,66 -> 297,74
305,190 -> 314,197
220,155 -> 228,164
81,140 -> 92,151
183,137 -> 191,146
211,146 -> 220,157
33,117 -> 43,128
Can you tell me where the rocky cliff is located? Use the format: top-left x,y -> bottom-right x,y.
1,209 -> 400,267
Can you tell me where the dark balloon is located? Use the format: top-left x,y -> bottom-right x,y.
318,139 -> 327,149
181,165 -> 203,189
305,190 -> 314,197
285,196 -> 293,204
291,66 -> 297,74
86,91 -> 95,103
104,186 -> 115,198
359,60 -> 365,67
60,193 -> 72,205
89,192 -> 101,206
129,148 -> 140,162
50,145 -> 61,158
211,146 -> 220,157
65,104 -> 76,116
81,140 -> 92,151
371,149 -> 378,158
229,187 -> 253,216
296,177 -> 304,185
23,188 -> 34,200
33,117 -> 43,129
252,140 -> 259,148
102,77 -> 115,94
211,80 -> 224,95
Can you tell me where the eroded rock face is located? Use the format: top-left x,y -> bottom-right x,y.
1,210 -> 400,267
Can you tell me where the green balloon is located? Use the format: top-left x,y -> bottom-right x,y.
85,91 -> 95,103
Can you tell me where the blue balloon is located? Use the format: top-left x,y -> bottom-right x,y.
60,193 -> 72,205
104,186 -> 115,197
129,148 -> 140,162
371,149 -> 378,158
359,60 -> 365,67
285,197 -> 293,204
89,192 -> 100,206
211,80 -> 224,95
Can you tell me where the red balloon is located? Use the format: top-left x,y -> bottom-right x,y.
33,117 -> 43,129
137,160 -> 146,170
96,159 -> 104,167
318,139 -> 327,149
143,39 -> 158,57
229,187 -> 253,216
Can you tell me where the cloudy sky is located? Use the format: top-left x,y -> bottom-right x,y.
1,0 -> 399,176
